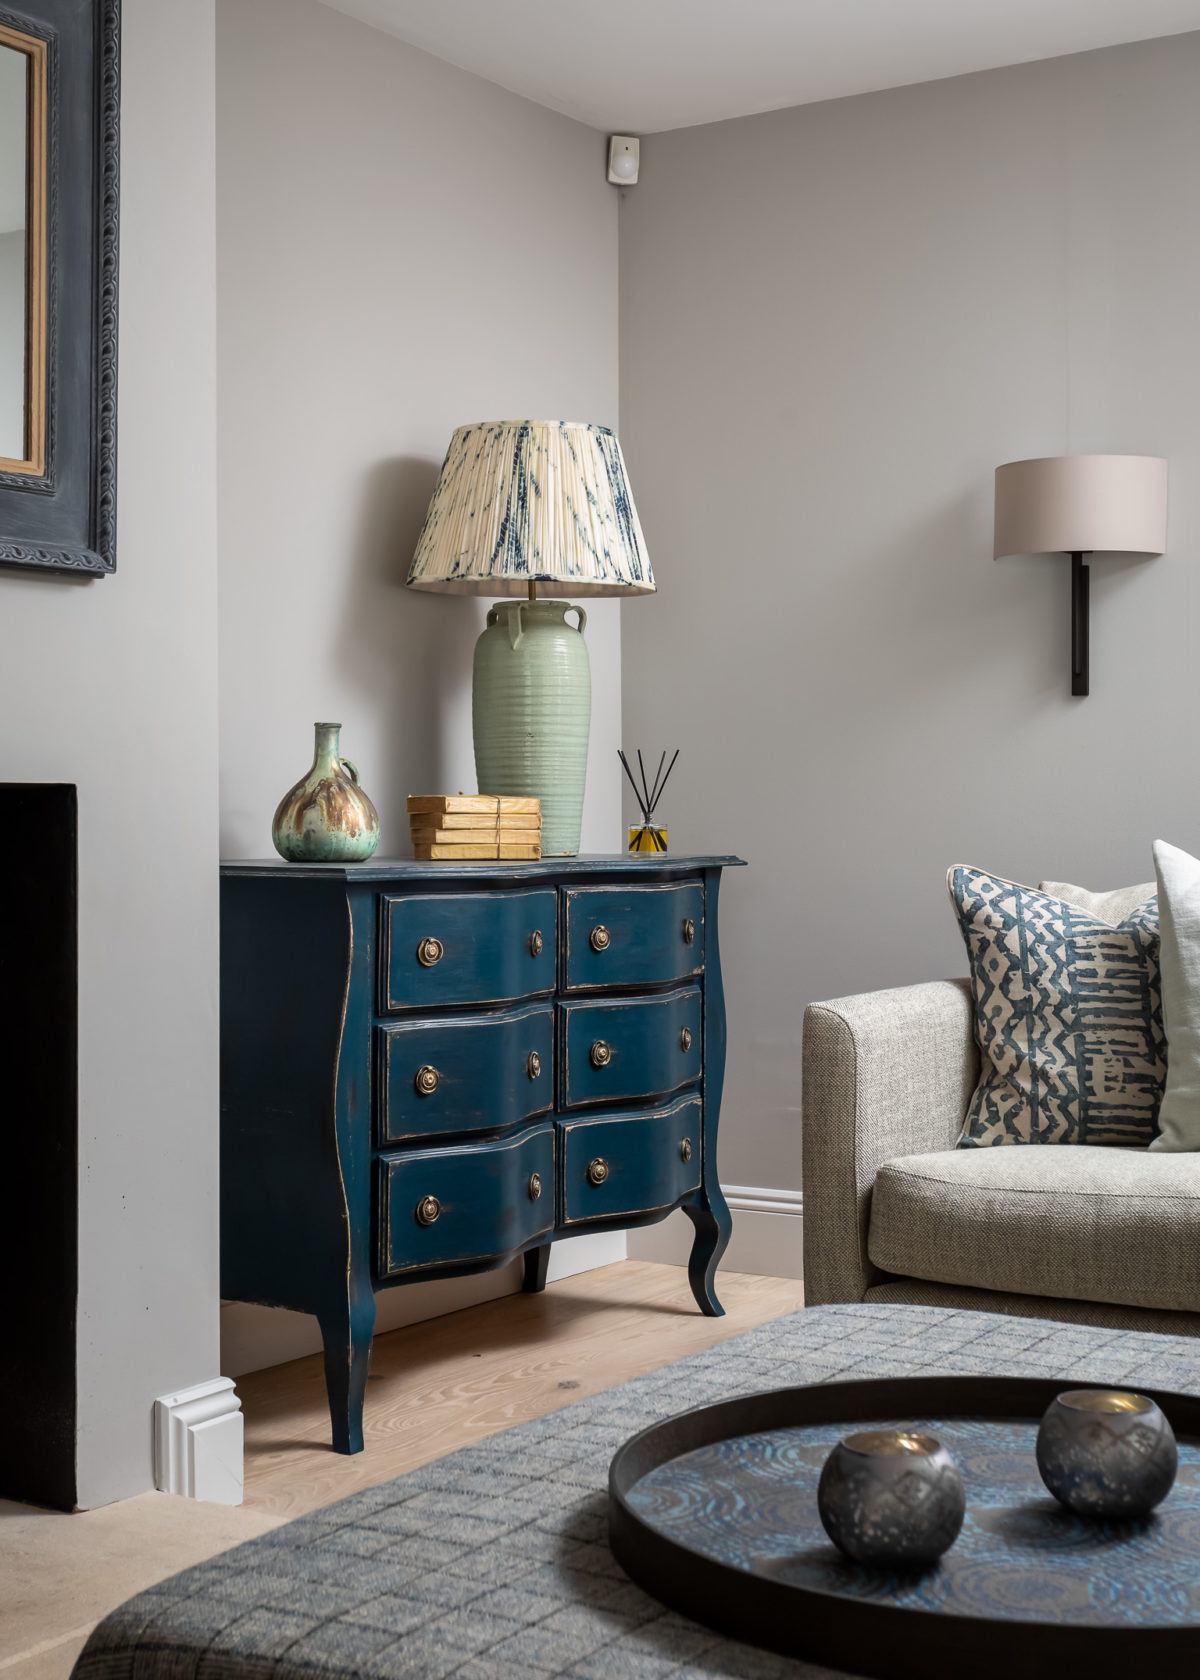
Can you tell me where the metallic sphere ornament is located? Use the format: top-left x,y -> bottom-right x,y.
817,1429 -> 966,1566
1036,1389 -> 1177,1518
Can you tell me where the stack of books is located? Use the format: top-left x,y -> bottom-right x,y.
408,794 -> 542,860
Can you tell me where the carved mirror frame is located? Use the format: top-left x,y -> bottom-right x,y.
0,0 -> 118,576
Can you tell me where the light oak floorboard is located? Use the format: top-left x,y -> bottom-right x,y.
240,1261 -> 803,1519
0,1493 -> 281,1670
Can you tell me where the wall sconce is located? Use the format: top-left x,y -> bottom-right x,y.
993,455 -> 1167,697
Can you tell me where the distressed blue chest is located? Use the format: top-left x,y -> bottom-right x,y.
220,854 -> 743,1453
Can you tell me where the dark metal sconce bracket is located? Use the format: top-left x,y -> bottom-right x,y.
1070,551 -> 1090,697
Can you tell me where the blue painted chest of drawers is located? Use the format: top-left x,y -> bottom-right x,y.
220,854 -> 743,1453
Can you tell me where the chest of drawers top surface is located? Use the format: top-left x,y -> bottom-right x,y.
220,854 -> 742,880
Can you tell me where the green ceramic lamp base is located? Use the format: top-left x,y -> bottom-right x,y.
472,599 -> 591,856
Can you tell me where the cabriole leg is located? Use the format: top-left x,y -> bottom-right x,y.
683,1187 -> 732,1317
317,1288 -> 376,1455
522,1243 -> 552,1294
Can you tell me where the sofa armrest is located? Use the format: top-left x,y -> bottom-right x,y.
802,979 -> 978,1305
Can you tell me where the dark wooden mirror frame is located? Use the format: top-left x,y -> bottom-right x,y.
0,0 -> 119,577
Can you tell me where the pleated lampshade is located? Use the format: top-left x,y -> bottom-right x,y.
407,421 -> 655,597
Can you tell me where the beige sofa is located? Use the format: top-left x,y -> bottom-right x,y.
802,978 -> 1200,1335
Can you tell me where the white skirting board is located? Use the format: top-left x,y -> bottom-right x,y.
220,1230 -> 627,1379
154,1377 -> 244,1505
626,1186 -> 803,1280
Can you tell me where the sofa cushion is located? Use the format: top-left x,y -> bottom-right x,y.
1040,878 -> 1156,926
868,1146 -> 1200,1313
1151,840 -> 1200,1153
948,865 -> 1164,1148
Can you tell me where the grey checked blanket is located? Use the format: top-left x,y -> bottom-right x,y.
73,1303 -> 1200,1680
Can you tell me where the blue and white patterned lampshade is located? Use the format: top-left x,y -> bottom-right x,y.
407,421 -> 655,597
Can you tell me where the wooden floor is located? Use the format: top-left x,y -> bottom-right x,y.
239,1260 -> 804,1518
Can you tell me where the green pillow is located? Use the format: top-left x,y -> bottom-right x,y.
949,865 -> 1163,1147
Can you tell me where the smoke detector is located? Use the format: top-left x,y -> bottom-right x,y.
608,136 -> 639,185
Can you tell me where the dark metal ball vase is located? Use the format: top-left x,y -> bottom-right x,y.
1036,1389 -> 1177,1518
817,1430 -> 966,1567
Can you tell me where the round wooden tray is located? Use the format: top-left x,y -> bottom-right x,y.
607,1375 -> 1200,1680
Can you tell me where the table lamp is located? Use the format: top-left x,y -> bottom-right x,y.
407,421 -> 655,855
994,454 -> 1167,696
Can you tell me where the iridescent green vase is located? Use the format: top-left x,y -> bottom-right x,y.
472,601 -> 590,856
271,722 -> 381,863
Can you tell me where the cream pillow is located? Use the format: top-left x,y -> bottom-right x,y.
1039,879 -> 1156,925
1150,840 -> 1200,1152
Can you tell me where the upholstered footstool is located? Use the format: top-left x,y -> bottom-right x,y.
75,1304 -> 1200,1680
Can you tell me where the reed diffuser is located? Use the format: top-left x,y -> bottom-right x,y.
619,748 -> 678,853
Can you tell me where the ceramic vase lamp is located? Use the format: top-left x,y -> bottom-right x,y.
406,421 -> 655,856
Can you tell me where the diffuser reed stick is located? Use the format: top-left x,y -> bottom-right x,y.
619,747 -> 678,853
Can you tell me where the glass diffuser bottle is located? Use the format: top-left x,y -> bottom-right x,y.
620,748 -> 677,855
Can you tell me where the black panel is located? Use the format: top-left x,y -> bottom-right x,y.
0,783 -> 77,1508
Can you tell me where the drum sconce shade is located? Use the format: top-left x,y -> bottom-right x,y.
994,455 -> 1167,697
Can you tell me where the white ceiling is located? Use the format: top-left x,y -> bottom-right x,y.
319,0 -> 1200,132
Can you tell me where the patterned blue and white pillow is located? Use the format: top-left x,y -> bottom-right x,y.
948,866 -> 1164,1148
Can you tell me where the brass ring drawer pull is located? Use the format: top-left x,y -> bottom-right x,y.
680,1027 -> 693,1052
527,1050 -> 542,1080
590,924 -> 611,952
415,1064 -> 440,1096
682,918 -> 695,946
415,1194 -> 441,1226
680,1137 -> 693,1163
587,1157 -> 609,1186
528,1172 -> 542,1201
417,936 -> 444,967
529,929 -> 543,957
590,1040 -> 612,1068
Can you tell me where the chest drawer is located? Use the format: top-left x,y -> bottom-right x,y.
377,1123 -> 555,1277
377,1002 -> 553,1144
382,889 -> 556,1010
563,882 -> 704,991
560,1096 -> 701,1226
560,985 -> 701,1110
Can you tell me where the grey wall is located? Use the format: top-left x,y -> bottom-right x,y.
216,0 -> 621,864
619,33 -> 1200,1194
215,0 -> 625,1373
0,0 -> 219,1505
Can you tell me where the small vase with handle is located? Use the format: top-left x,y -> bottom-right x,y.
271,722 -> 381,862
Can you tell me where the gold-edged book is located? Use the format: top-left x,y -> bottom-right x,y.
408,810 -> 541,831
412,842 -> 542,861
407,794 -> 540,816
411,827 -> 542,847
